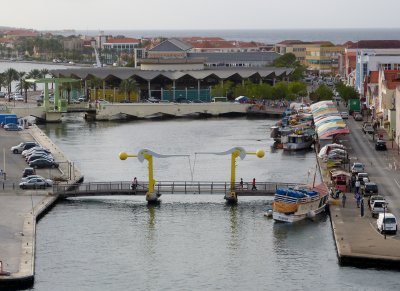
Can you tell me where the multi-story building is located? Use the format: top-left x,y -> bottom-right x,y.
275,40 -> 333,65
305,45 -> 344,73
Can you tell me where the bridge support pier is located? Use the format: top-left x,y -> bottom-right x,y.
224,191 -> 238,203
146,191 -> 160,203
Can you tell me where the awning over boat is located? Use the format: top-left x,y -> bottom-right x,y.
311,101 -> 349,140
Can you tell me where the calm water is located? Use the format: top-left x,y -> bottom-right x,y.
26,116 -> 399,290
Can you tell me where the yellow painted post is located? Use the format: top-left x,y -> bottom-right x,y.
230,149 -> 240,190
143,153 -> 155,195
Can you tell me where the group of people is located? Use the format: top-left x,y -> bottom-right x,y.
239,178 -> 257,190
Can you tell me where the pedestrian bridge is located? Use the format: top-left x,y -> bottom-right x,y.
54,180 -> 299,198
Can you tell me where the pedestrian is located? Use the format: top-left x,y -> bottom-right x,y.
355,192 -> 361,208
0,168 -> 2,179
131,177 -> 138,190
239,178 -> 244,190
342,192 -> 347,208
252,178 -> 257,190
355,179 -> 360,195
360,198 -> 364,217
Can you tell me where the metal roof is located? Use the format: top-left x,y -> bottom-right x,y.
188,52 -> 280,63
150,38 -> 192,52
51,67 -> 293,81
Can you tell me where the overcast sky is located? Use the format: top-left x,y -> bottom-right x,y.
3,0 -> 400,31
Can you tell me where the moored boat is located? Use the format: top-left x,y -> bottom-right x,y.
281,129 -> 315,151
272,183 -> 328,223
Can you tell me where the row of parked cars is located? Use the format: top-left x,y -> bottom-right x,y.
11,141 -> 59,169
351,162 -> 397,234
11,141 -> 58,190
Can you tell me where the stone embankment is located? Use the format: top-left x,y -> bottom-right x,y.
0,125 -> 83,289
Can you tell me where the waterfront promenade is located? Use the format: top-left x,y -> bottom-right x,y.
327,109 -> 400,268
0,125 -> 82,289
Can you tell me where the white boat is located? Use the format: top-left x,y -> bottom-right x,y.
281,131 -> 314,151
272,183 -> 328,223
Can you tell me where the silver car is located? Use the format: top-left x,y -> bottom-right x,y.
19,177 -> 53,189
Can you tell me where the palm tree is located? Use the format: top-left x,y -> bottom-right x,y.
26,69 -> 41,91
16,79 -> 32,103
17,71 -> 26,95
88,77 -> 104,101
119,78 -> 139,102
0,73 -> 6,92
40,68 -> 49,79
4,68 -> 18,95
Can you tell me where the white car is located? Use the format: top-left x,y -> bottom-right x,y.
13,93 -> 24,101
371,200 -> 388,218
351,162 -> 365,174
377,213 -> 397,234
340,112 -> 349,119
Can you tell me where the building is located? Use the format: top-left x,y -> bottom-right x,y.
275,40 -> 333,65
139,39 -> 279,71
63,37 -> 84,51
354,49 -> 400,96
305,45 -> 344,74
102,38 -> 141,52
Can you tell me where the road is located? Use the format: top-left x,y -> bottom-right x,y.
341,111 -> 400,233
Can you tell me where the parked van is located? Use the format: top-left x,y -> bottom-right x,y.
377,212 -> 397,234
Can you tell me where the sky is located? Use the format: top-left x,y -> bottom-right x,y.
2,0 -> 400,31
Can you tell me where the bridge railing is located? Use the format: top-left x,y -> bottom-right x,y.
53,181 -> 301,195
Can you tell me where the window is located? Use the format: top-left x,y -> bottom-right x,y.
382,63 -> 391,70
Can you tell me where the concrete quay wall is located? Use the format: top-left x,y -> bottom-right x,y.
0,125 -> 83,289
96,102 -> 248,120
319,157 -> 400,269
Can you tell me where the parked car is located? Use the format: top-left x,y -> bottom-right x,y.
22,167 -> 36,178
29,158 -> 59,169
375,140 -> 387,151
13,93 -> 24,101
357,172 -> 369,185
354,113 -> 363,121
26,154 -> 54,164
371,200 -> 388,218
19,177 -> 53,189
376,213 -> 397,234
340,112 -> 349,119
22,147 -> 49,157
369,195 -> 385,209
362,182 -> 378,196
362,123 -> 374,134
351,162 -> 365,174
0,92 -> 6,98
11,141 -> 38,154
4,123 -> 22,131
20,175 -> 45,182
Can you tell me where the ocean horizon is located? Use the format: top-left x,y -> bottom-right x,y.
57,28 -> 400,45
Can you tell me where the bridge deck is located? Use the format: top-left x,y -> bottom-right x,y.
54,181 -> 300,198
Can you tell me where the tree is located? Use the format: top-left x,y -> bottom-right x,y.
289,65 -> 307,81
273,53 -> 298,67
4,68 -> 18,95
40,68 -> 49,78
119,78 -> 139,102
16,79 -> 32,103
17,71 -> 26,95
335,82 -> 359,102
272,82 -> 289,100
27,69 -> 41,91
288,81 -> 307,99
312,84 -> 333,102
0,73 -> 6,92
211,81 -> 234,99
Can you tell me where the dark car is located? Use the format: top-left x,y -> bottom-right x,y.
26,154 -> 54,164
29,158 -> 59,169
22,167 -> 36,177
362,182 -> 378,196
375,140 -> 387,151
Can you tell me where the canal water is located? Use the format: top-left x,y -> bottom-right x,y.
29,115 -> 398,291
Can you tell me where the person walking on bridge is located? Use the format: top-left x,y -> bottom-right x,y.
252,178 -> 257,190
342,192 -> 347,208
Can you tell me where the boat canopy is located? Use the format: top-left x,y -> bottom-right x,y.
310,101 -> 349,140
